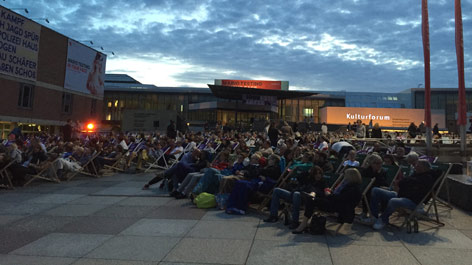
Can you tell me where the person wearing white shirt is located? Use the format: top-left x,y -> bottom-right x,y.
321,122 -> 328,135
343,150 -> 360,167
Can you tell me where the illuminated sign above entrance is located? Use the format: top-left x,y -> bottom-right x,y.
320,107 -> 445,128
215,79 -> 289,90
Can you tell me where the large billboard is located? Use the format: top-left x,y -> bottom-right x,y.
0,6 -> 41,81
320,107 -> 445,128
215,79 -> 289,90
64,39 -> 106,97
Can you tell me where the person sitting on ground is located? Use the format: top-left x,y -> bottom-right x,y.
292,168 -> 362,233
369,159 -> 435,230
226,154 -> 281,214
264,166 -> 328,229
142,149 -> 201,190
173,150 -> 211,199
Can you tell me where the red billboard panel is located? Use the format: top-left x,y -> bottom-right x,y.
221,80 -> 282,90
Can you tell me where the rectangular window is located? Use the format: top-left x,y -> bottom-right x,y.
62,92 -> 73,114
18,84 -> 34,108
303,108 -> 313,117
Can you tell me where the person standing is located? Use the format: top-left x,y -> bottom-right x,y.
63,119 -> 73,142
356,120 -> 366,138
268,121 -> 279,147
9,122 -> 22,140
371,123 -> 382,139
321,122 -> 328,135
433,123 -> 440,136
167,120 -> 177,139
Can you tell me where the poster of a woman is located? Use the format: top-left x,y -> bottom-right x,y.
86,52 -> 104,95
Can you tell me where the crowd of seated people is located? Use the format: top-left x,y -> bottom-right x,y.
1,120 -> 445,235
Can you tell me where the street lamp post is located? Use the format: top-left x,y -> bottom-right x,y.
9,8 -> 29,14
31,18 -> 50,23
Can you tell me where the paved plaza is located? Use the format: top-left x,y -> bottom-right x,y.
1,172 -> 472,265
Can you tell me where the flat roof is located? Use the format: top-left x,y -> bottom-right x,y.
208,85 -> 316,100
105,83 -> 212,94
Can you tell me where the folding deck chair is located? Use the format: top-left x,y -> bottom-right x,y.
67,151 -> 101,181
256,161 -> 294,212
0,160 -> 15,189
393,163 -> 452,233
381,165 -> 401,190
144,147 -> 170,172
23,157 -> 61,186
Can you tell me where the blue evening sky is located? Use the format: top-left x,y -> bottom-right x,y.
7,0 -> 472,92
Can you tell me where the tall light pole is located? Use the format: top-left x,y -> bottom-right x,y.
10,8 -> 29,14
31,18 -> 50,23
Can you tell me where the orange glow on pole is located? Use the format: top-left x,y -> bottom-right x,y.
86,123 -> 94,131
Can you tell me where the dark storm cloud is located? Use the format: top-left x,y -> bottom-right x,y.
11,0 -> 472,91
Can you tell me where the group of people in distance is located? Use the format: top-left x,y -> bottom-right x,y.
1,119 -> 441,234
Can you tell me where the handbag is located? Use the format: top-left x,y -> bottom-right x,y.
309,215 -> 326,235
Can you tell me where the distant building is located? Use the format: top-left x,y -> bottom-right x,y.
411,88 -> 472,133
103,74 -> 344,131
0,7 -> 104,139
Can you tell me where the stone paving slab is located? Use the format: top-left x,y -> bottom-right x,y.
0,202 -> 58,216
3,215 -> 78,233
0,215 -> 25,226
72,258 -> 154,265
255,222 -> 328,243
0,254 -> 76,265
0,192 -> 44,203
54,187 -> 108,195
146,206 -> 207,220
159,261 -> 226,265
92,186 -> 168,197
92,205 -> 158,219
0,229 -> 47,254
42,204 -> 110,217
329,245 -> 421,265
201,210 -> 263,223
86,235 -> 180,262
67,196 -> 127,205
11,233 -> 113,258
326,224 -> 403,247
187,220 -> 258,240
399,228 -> 472,249
117,196 -> 172,206
121,218 -> 197,237
25,194 -> 85,204
77,181 -> 122,187
164,238 -> 252,265
407,246 -> 472,265
246,239 -> 332,265
58,216 -> 141,235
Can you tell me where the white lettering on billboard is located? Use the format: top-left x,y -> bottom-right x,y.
64,39 -> 106,97
0,7 -> 40,81
346,113 -> 391,121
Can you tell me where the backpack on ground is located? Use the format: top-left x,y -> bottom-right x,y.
194,192 -> 217,209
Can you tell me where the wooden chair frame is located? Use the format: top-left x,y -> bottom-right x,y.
0,160 -> 15,189
23,157 -> 61,186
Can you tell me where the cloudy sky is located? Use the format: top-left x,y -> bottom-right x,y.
9,0 -> 472,92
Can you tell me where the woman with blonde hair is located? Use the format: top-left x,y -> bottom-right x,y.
371,123 -> 382,139
292,168 -> 362,233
